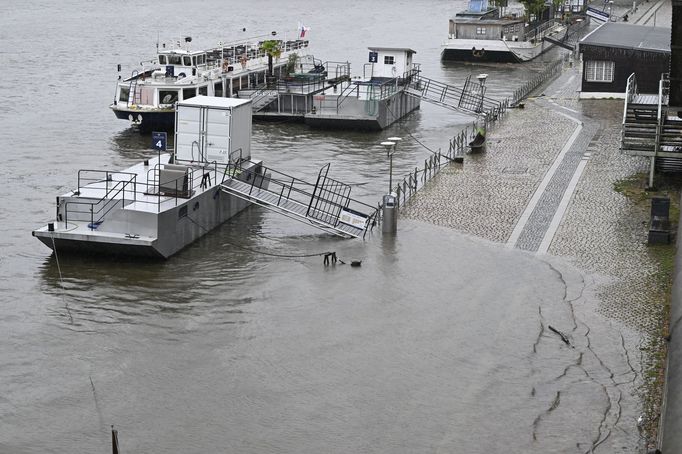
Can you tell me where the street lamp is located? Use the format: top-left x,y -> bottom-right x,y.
385,137 -> 402,194
381,141 -> 396,193
475,74 -> 488,112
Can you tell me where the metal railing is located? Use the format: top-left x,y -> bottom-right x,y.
64,161 -> 230,228
65,171 -> 139,228
511,56 -> 566,106
223,160 -> 379,236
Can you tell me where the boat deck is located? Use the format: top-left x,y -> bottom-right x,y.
70,153 -> 230,217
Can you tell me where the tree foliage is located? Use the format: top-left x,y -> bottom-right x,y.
260,40 -> 282,78
520,0 -> 547,21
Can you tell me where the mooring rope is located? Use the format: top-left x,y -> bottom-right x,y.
50,233 -> 74,324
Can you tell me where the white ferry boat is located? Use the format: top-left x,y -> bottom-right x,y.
441,0 -> 567,63
111,33 -> 310,131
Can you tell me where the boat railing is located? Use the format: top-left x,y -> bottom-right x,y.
335,73 -> 408,112
276,77 -> 327,94
522,18 -> 561,41
66,162 -> 237,228
65,171 -> 138,228
336,83 -> 361,110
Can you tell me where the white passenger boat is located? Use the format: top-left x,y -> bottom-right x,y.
35,97 -> 269,259
441,0 -> 567,63
110,33 -> 310,131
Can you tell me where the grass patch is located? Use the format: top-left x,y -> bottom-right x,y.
614,171 -> 681,447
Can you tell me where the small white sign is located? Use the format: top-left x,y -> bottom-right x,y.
339,209 -> 367,228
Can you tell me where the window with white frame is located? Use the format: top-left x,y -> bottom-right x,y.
384,55 -> 395,65
585,60 -> 615,82
476,27 -> 486,35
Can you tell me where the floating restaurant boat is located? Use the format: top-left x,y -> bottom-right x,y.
110,33 -> 311,131
35,96 -> 376,258
441,0 -> 567,63
253,46 -> 421,131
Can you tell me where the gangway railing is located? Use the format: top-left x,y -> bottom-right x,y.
220,161 -> 378,238
407,74 -> 502,115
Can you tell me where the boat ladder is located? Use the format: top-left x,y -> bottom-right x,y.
220,163 -> 377,238
127,70 -> 142,107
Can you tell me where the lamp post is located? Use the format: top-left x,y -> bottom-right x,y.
381,137 -> 402,193
380,137 -> 401,235
381,141 -> 396,193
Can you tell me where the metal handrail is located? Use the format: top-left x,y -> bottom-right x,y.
224,161 -> 376,224
65,178 -> 135,228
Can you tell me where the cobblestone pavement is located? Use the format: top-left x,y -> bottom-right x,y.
402,104 -> 576,243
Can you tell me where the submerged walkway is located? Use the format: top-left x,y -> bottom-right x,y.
401,42 -> 670,450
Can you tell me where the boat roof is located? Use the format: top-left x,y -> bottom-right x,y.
367,47 -> 417,54
177,95 -> 251,108
451,16 -> 524,24
580,22 -> 671,53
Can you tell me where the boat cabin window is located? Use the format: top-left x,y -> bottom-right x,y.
159,90 -> 179,104
384,56 -> 395,65
476,27 -> 487,35
214,81 -> 223,97
119,86 -> 130,102
159,55 -> 167,65
167,54 -> 182,65
191,54 -> 206,66
183,56 -> 191,66
198,85 -> 208,96
183,87 -> 196,100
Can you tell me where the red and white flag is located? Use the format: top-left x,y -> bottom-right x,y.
298,23 -> 310,39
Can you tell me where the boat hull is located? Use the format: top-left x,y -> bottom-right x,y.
441,36 -> 554,63
111,105 -> 175,131
303,89 -> 420,131
441,47 -> 522,63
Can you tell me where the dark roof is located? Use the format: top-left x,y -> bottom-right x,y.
580,22 -> 671,53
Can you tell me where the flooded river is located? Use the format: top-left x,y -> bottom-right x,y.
0,1 -> 644,452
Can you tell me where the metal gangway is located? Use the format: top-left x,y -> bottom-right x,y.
220,162 -> 379,238
405,74 -> 502,115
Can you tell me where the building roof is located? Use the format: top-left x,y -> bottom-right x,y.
367,47 -> 417,54
580,22 -> 671,53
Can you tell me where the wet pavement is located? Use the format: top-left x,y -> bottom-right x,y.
402,3 -> 674,449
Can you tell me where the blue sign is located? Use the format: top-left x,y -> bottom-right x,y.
152,131 -> 167,151
369,51 -> 378,63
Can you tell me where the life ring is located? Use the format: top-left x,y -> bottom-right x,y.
471,47 -> 485,58
239,53 -> 248,69
178,72 -> 186,79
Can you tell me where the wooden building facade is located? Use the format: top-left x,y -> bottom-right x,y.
578,22 -> 670,98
